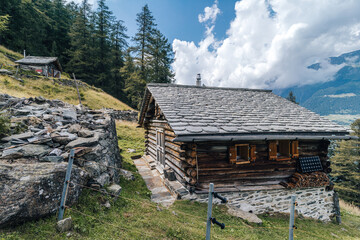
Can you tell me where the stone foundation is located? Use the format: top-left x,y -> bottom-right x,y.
184,187 -> 335,221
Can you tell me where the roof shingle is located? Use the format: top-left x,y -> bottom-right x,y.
143,83 -> 350,140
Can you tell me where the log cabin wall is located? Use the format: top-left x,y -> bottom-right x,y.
192,140 -> 330,191
143,100 -> 197,186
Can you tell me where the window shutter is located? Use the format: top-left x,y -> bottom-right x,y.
229,146 -> 236,163
291,141 -> 299,158
250,145 -> 256,162
268,141 -> 277,160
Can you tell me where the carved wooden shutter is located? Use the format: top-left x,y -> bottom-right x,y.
268,141 -> 277,160
291,140 -> 299,158
250,145 -> 256,162
229,146 -> 236,163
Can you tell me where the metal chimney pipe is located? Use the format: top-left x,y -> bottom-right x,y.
23,50 -> 26,58
196,73 -> 201,86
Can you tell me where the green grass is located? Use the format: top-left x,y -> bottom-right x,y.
1,122 -> 360,240
0,75 -> 132,110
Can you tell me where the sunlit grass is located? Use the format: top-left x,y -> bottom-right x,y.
0,75 -> 132,110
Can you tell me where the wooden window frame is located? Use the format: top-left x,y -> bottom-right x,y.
229,144 -> 256,165
268,140 -> 299,161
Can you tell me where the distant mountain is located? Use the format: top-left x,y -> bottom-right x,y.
275,50 -> 360,125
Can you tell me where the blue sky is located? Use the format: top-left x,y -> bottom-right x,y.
106,0 -> 237,44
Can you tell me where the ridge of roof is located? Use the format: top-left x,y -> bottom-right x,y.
147,83 -> 272,92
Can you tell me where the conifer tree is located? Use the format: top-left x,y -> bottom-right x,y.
94,0 -> 113,88
148,29 -> 174,83
110,20 -> 128,101
121,50 -> 145,108
67,0 -> 93,82
286,91 -> 298,104
132,4 -> 157,82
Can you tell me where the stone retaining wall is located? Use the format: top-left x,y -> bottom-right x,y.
110,110 -> 138,122
184,187 -> 335,221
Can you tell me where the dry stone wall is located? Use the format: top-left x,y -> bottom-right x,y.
184,187 -> 335,221
0,94 -> 122,227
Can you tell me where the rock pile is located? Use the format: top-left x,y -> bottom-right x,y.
0,94 -> 122,227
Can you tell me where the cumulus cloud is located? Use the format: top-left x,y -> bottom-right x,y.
172,0 -> 360,89
198,0 -> 221,24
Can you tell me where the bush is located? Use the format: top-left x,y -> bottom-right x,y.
0,113 -> 11,137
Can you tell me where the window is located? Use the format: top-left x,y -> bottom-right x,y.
229,144 -> 256,164
268,140 -> 299,161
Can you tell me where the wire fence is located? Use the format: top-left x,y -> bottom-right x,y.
58,151 -> 324,240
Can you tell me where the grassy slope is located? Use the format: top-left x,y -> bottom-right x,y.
0,45 -> 132,110
1,121 -> 360,240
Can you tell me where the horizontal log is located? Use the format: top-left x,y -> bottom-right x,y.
165,153 -> 190,170
199,170 -> 295,182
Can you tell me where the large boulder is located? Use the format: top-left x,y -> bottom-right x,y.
0,94 -> 122,227
0,162 -> 88,227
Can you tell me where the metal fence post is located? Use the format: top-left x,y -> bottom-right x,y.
205,183 -> 214,240
58,149 -> 75,221
288,195 -> 296,240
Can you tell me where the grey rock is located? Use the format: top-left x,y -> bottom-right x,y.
104,201 -> 111,209
49,148 -> 62,156
21,144 -> 50,157
1,132 -> 34,142
35,96 -> 46,103
65,133 -> 99,149
62,109 -> 77,120
0,69 -> 13,75
227,206 -> 263,224
107,184 -> 122,196
83,161 -> 101,177
40,156 -> 64,163
94,173 -> 110,187
0,163 -> 87,227
56,217 -> 72,232
119,169 -> 135,181
78,129 -> 94,138
68,124 -> 81,133
1,147 -> 23,159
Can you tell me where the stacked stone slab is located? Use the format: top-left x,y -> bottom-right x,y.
0,94 -> 122,227
183,187 -> 335,221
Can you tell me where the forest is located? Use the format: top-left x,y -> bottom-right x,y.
0,0 -> 174,109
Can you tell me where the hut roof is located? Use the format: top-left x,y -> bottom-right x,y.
15,56 -> 62,72
139,83 -> 352,142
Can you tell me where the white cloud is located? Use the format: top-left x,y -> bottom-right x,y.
172,0 -> 360,89
198,0 -> 221,24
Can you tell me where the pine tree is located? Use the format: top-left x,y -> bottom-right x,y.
148,29 -> 174,83
94,0 -> 113,88
132,4 -> 157,83
286,91 -> 298,104
121,50 -> 145,109
110,20 -> 128,101
67,0 -> 93,82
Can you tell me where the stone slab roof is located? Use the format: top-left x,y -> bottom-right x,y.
140,83 -> 350,141
16,56 -> 62,71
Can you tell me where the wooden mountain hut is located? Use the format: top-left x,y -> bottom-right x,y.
138,83 -> 354,221
16,56 -> 62,78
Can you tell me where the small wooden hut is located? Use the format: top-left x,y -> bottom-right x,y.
16,56 -> 62,78
138,83 -> 353,220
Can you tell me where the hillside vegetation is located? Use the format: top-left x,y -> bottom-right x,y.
0,121 -> 359,240
0,46 -> 132,110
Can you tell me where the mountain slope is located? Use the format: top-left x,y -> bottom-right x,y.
276,49 -> 360,125
0,46 -> 132,110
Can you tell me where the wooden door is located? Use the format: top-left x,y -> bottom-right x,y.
156,129 -> 165,167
